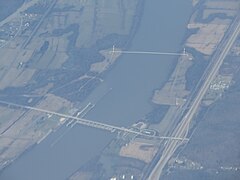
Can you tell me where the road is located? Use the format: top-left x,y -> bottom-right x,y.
148,15 -> 240,180
0,100 -> 187,141
22,0 -> 57,48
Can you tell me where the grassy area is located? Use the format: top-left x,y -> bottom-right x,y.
163,71 -> 240,180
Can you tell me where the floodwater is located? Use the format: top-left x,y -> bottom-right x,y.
0,0 -> 192,179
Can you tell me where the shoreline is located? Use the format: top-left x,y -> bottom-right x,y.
0,0 -> 147,173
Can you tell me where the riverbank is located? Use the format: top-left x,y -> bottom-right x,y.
148,0 -> 240,179
0,0 -> 25,22
68,0 -> 193,179
68,0 -> 240,179
0,0 -> 147,179
149,0 -> 238,134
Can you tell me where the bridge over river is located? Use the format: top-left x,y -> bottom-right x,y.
0,100 -> 187,141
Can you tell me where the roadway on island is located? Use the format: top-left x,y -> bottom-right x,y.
148,14 -> 240,180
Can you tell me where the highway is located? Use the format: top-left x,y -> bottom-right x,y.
22,0 -> 57,49
148,14 -> 240,180
0,100 -> 187,141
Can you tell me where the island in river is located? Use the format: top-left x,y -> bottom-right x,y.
0,0 -> 239,180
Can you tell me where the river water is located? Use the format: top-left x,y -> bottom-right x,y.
0,0 -> 25,21
0,0 -> 192,179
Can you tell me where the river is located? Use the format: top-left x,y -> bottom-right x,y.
0,0 -> 25,22
0,0 -> 192,179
